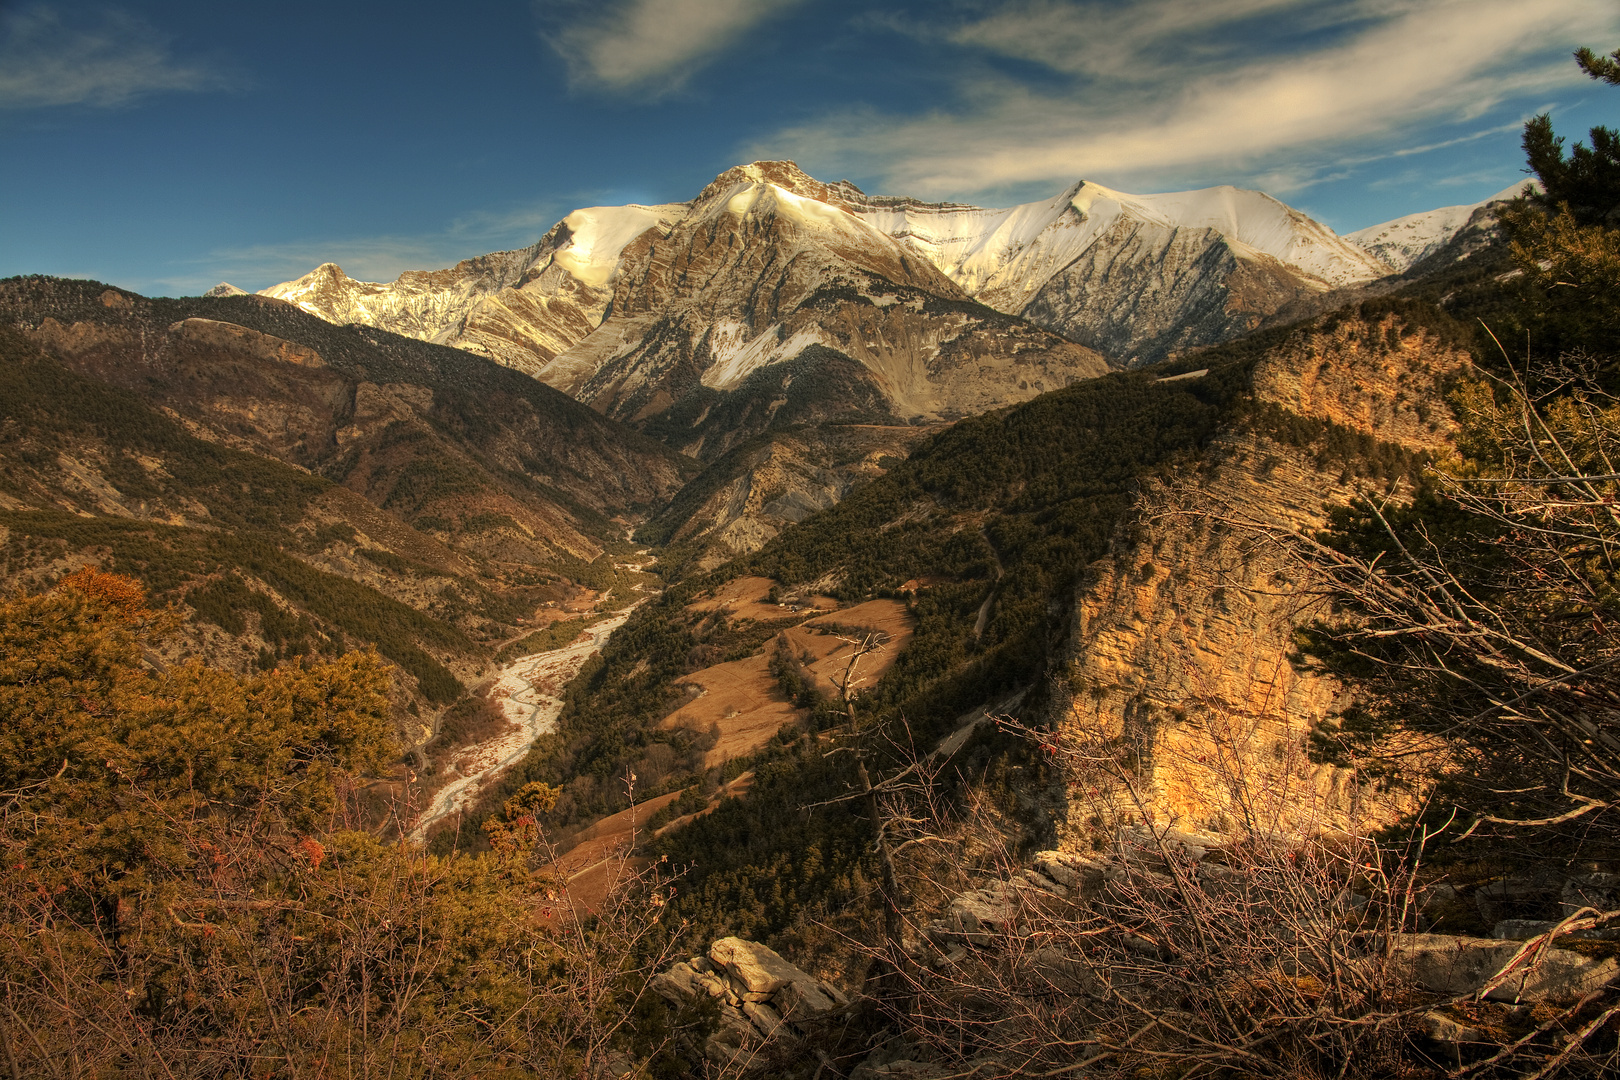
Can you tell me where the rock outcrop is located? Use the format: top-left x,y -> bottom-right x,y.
649,936 -> 848,1067
1058,311 -> 1469,837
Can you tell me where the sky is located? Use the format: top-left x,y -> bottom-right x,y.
2,0 -> 1617,296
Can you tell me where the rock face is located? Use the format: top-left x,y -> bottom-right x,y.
861,180 -> 1393,366
649,936 -> 847,1066
1058,312 -> 1470,837
1389,934 -> 1619,1004
536,162 -> 1108,428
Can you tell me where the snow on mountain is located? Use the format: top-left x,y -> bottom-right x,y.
532,161 -> 1106,444
258,203 -> 687,374
1347,181 -> 1530,273
854,179 -> 1392,365
202,282 -> 247,297
261,159 -> 1490,385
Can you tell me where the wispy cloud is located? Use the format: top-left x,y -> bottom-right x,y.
755,0 -> 1618,198
538,0 -> 805,94
0,5 -> 226,109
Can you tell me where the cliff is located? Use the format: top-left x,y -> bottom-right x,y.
1058,311 -> 1468,838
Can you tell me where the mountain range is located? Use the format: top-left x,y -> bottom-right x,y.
261,161 -> 1521,385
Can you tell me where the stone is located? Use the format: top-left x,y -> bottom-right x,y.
1474,877 -> 1559,925
710,936 -> 816,996
775,977 -> 837,1021
1027,946 -> 1109,999
743,1000 -> 783,1037
648,962 -> 703,1006
1388,934 -> 1620,1004
1491,919 -> 1620,942
1562,872 -> 1620,918
690,955 -> 714,973
925,887 -> 1019,945
1418,1010 -> 1485,1044
704,1005 -> 757,1066
696,971 -> 727,998
1019,869 -> 1068,896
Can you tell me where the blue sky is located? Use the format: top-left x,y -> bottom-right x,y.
2,0 -> 1617,296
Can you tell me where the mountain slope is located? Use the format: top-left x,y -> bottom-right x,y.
263,162 -> 1399,382
857,179 -> 1393,365
1346,181 -> 1528,272
261,203 -> 689,376
2,276 -> 696,565
537,162 -> 1108,438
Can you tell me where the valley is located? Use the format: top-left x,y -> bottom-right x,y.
4,131 -> 1615,1078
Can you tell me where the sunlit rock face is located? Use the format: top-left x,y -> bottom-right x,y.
855,179 -> 1395,366
1058,313 -> 1468,839
533,162 -> 1108,430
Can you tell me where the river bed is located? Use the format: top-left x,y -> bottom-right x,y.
408,609 -> 632,842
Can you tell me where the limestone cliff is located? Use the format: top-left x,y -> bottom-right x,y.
1059,313 -> 1467,838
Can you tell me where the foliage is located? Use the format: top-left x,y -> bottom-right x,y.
0,570 -> 695,1077
1300,46 -> 1620,875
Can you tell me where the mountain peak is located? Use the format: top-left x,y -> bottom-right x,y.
694,160 -> 868,211
203,282 -> 247,297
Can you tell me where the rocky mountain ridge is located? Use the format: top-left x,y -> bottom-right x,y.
264,160 -> 1423,378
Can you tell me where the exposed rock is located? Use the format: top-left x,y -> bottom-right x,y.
710,937 -> 805,995
704,1004 -> 758,1066
742,1000 -> 783,1037
1562,872 -> 1620,918
1388,933 -> 1620,1004
1474,877 -> 1561,926
1418,1010 -> 1486,1045
648,961 -> 704,1006
1058,313 -> 1469,837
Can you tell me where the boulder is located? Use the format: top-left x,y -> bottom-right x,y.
1034,850 -> 1119,889
704,1004 -> 757,1066
925,887 -> 1019,945
710,936 -> 813,995
1562,872 -> 1620,918
1388,933 -> 1620,1004
743,1000 -> 784,1037
1474,877 -> 1559,925
1026,946 -> 1109,999
648,961 -> 704,1006
775,976 -> 838,1021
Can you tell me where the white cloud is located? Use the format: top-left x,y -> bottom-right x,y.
0,6 -> 224,109
755,0 -> 1619,198
540,0 -> 805,94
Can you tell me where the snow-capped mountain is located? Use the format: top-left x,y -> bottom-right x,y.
1346,181 -> 1529,272
532,161 -> 1105,449
261,203 -> 688,375
264,161 -> 1405,382
854,180 -> 1393,365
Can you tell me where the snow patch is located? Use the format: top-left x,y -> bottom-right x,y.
700,321 -> 827,391
551,203 -> 685,288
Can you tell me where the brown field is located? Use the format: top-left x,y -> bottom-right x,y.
662,654 -> 799,768
547,790 -> 683,913
548,772 -> 758,913
663,597 -> 915,768
687,575 -> 838,622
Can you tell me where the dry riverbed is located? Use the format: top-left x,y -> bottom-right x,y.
408,612 -> 632,842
